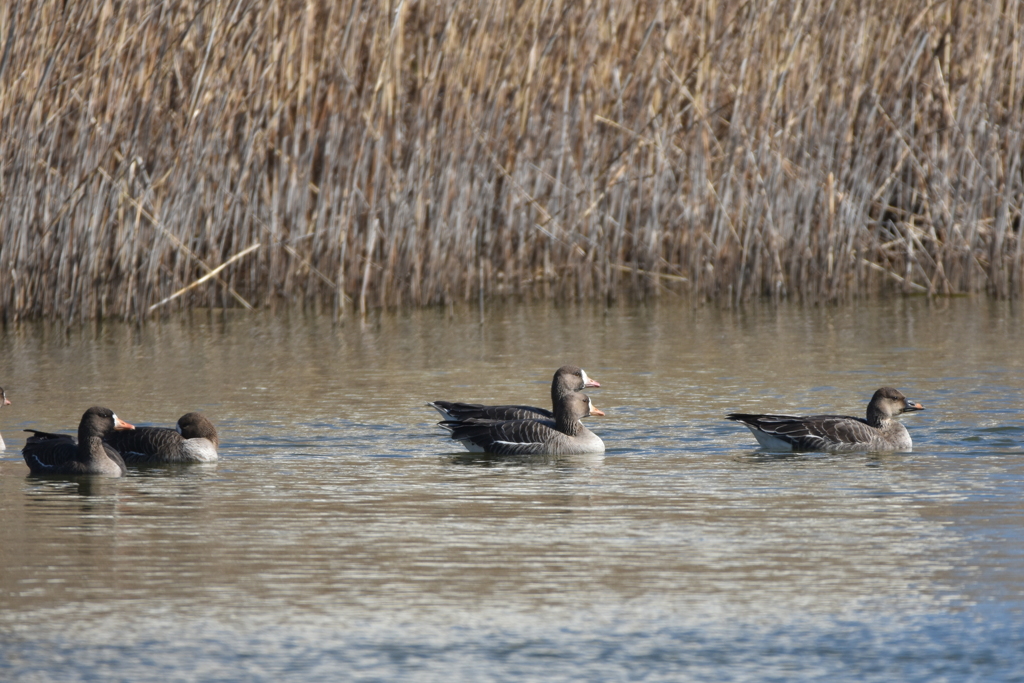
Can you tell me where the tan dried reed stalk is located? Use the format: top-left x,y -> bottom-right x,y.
0,0 -> 1022,323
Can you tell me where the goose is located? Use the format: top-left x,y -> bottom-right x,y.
105,412 -> 219,464
23,406 -> 135,476
726,387 -> 924,452
0,387 -> 10,451
438,392 -> 605,456
428,365 -> 600,422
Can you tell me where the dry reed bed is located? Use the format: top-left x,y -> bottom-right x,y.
0,0 -> 1022,322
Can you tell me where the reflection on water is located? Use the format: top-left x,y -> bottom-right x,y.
1,298 -> 1023,681
444,451 -> 606,469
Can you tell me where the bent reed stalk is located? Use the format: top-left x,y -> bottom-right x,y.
1,0 -> 1022,323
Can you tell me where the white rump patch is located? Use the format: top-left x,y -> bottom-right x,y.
747,429 -> 796,452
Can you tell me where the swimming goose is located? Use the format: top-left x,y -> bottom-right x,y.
438,392 -> 605,455
0,387 -> 10,451
22,406 -> 135,476
105,412 -> 219,464
428,365 -> 600,422
727,387 -> 924,452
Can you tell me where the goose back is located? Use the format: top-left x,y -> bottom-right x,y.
726,387 -> 924,452
23,407 -> 134,476
106,412 -> 219,464
428,365 -> 599,421
440,392 -> 605,456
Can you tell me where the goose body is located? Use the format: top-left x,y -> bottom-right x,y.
727,387 -> 924,452
105,412 -> 219,464
440,392 -> 605,456
428,365 -> 599,421
23,407 -> 135,476
0,387 -> 10,451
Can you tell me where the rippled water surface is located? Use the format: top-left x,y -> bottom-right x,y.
1,299 -> 1023,681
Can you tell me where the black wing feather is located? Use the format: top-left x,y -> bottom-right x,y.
22,434 -> 127,475
430,401 -> 553,421
727,413 -> 875,451
105,427 -> 185,463
441,418 -> 560,455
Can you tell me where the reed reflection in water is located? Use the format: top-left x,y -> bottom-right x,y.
0,298 -> 1022,681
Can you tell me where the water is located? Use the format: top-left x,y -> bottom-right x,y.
1,299 -> 1022,682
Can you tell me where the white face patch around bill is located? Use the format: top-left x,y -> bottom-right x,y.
580,369 -> 591,388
